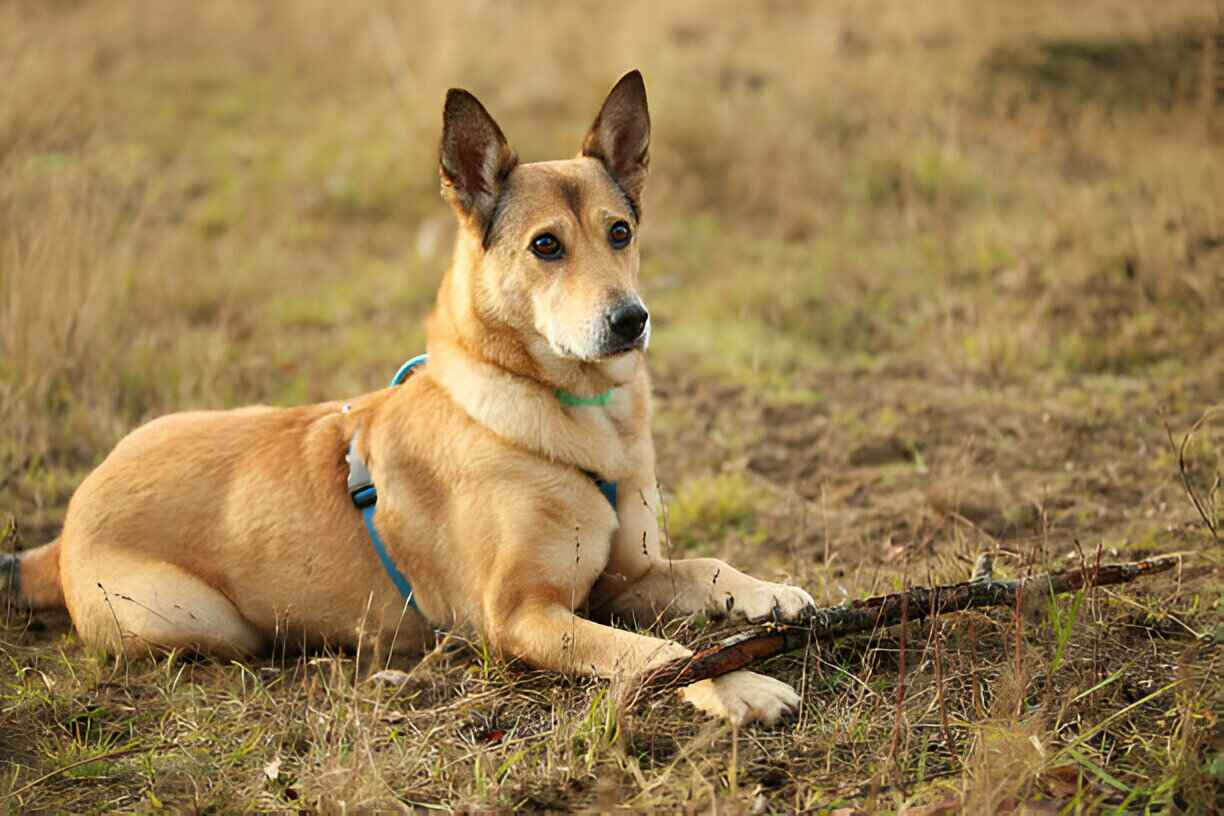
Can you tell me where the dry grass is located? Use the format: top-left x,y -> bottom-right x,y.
2,0 -> 1223,812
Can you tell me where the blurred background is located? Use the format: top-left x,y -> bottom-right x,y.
1,2 -> 1222,809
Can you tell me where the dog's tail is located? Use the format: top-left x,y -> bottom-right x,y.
2,538 -> 65,610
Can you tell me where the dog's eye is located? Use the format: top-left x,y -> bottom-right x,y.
530,233 -> 564,260
608,220 -> 632,249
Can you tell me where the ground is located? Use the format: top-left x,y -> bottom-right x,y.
1,1 -> 1222,813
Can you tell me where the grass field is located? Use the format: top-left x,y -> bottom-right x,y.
2,1 -> 1223,812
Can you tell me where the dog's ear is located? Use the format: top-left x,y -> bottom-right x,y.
440,89 -> 518,228
581,70 -> 650,217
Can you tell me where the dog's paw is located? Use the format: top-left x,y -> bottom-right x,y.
725,581 -> 815,624
680,670 -> 800,725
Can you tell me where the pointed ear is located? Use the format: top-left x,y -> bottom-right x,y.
439,89 -> 518,227
581,70 -> 650,217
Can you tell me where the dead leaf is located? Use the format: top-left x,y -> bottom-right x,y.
1039,764 -> 1085,799
368,669 -> 413,687
480,728 -> 507,745
263,757 -> 281,783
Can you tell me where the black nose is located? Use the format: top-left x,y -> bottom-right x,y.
608,302 -> 649,343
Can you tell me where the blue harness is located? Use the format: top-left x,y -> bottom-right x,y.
345,355 -> 617,613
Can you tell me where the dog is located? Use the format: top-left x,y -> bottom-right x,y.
2,71 -> 814,724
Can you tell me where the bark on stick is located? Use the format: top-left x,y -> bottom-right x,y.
624,554 -> 1178,710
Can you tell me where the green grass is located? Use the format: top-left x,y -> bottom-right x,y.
3,0 -> 1223,812
664,471 -> 770,557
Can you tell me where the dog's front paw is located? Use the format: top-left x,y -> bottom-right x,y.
726,581 -> 815,623
680,670 -> 800,725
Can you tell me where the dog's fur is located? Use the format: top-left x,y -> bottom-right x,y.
5,72 -> 814,723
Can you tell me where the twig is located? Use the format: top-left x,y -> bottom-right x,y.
967,615 -> 982,719
2,514 -> 19,621
97,582 -> 131,685
932,596 -> 954,750
623,554 -> 1178,709
886,573 -> 909,774
1,513 -> 16,552
1165,408 -> 1220,543
1013,569 -> 1025,719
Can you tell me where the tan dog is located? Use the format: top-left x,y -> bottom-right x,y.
3,71 -> 814,724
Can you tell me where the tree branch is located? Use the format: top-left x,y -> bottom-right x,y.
623,554 -> 1179,710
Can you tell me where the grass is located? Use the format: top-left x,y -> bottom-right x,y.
665,472 -> 770,557
2,0 -> 1224,811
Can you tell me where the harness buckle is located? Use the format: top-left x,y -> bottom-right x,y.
346,436 -> 376,508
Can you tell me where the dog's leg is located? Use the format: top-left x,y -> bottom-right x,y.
593,478 -> 815,626
60,540 -> 264,659
489,600 -> 799,725
479,485 -> 800,724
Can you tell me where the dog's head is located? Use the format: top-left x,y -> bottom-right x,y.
437,71 -> 651,382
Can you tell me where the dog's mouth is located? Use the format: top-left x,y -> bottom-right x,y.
599,337 -> 647,358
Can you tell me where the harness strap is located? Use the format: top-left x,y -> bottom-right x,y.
357,490 -> 415,604
391,354 -> 428,387
348,454 -> 419,610
587,472 -> 618,508
345,355 -> 428,611
346,354 -> 619,614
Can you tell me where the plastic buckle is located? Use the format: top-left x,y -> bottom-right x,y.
346,436 -> 376,508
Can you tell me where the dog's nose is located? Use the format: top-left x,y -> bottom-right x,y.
608,302 -> 649,343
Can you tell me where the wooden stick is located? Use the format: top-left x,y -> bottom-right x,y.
623,554 -> 1178,710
